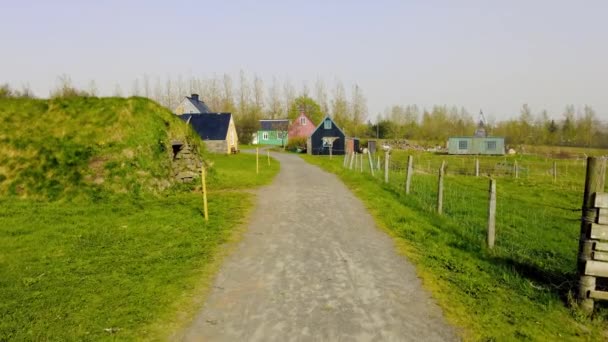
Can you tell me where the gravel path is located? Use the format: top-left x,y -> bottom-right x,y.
181,152 -> 458,341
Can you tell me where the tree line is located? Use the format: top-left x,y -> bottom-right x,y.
1,73 -> 607,148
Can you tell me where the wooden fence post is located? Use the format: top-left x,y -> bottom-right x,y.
475,158 -> 480,177
384,150 -> 390,183
577,157 -> 607,314
437,161 -> 445,214
514,160 -> 518,179
349,152 -> 355,170
405,155 -> 413,194
201,166 -> 209,221
267,150 -> 270,166
377,155 -> 381,171
487,178 -> 496,248
343,153 -> 349,168
360,153 -> 363,173
553,161 -> 557,183
256,148 -> 259,175
368,150 -> 375,176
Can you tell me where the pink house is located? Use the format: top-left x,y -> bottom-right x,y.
288,112 -> 316,139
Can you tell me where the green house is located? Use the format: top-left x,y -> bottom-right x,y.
257,119 -> 289,146
447,137 -> 505,155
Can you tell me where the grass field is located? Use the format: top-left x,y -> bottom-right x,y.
303,150 -> 608,341
0,95 -> 280,340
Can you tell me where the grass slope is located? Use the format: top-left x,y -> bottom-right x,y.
303,152 -> 608,341
0,97 -> 280,340
0,96 -> 202,200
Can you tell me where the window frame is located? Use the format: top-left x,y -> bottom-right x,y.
486,140 -> 496,150
262,132 -> 269,140
458,140 -> 468,150
300,117 -> 306,125
324,119 -> 332,130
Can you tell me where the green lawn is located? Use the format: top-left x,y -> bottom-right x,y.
0,153 -> 279,341
303,151 -> 608,341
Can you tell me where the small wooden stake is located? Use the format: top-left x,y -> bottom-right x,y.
377,155 -> 381,171
405,155 -> 413,194
256,148 -> 259,174
514,160 -> 519,179
384,150 -> 390,183
437,161 -> 445,214
201,167 -> 209,222
343,153 -> 349,168
368,150 -> 375,176
267,150 -> 270,166
475,158 -> 480,177
349,152 -> 355,170
487,178 -> 496,248
553,161 -> 557,183
360,153 -> 363,173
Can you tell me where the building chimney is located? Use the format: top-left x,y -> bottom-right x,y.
190,94 -> 199,102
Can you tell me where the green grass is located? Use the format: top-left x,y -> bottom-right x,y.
0,152 -> 279,341
303,151 -> 608,341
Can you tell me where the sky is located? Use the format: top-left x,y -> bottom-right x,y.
1,0 -> 607,122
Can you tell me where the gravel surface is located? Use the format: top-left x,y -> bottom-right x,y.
180,152 -> 458,341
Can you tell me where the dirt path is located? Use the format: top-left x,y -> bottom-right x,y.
180,152 -> 458,341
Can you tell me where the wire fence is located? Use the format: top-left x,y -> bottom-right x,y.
339,151 -> 599,287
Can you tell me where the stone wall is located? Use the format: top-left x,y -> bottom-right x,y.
204,140 -> 227,154
172,142 -> 202,183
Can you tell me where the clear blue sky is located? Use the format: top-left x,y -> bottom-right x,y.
2,0 -> 607,121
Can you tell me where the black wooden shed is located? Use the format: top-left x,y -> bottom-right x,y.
307,116 -> 346,155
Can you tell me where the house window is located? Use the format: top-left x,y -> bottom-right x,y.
263,132 -> 269,140
486,141 -> 496,150
324,119 -> 332,129
300,117 -> 306,125
277,131 -> 283,139
458,140 -> 468,150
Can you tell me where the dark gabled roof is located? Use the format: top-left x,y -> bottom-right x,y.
179,113 -> 231,140
186,95 -> 211,113
312,116 -> 346,137
259,119 -> 289,130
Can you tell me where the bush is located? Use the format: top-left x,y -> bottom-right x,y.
286,136 -> 307,151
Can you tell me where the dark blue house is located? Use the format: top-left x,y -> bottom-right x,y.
307,116 -> 346,155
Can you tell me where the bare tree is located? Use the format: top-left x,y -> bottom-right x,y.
143,74 -> 150,97
314,77 -> 329,115
267,76 -> 282,119
282,78 -> 295,117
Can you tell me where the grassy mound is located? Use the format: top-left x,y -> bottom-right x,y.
0,96 -> 203,200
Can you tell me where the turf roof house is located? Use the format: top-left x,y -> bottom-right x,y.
307,116 -> 345,155
175,94 -> 238,154
257,119 -> 289,146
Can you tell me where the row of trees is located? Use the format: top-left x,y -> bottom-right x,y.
2,74 -> 607,148
367,104 -> 608,148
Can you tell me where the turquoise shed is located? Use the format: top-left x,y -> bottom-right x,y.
447,137 -> 505,155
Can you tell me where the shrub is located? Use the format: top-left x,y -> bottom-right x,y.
286,136 -> 307,151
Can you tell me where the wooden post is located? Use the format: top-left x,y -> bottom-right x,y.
437,161 -> 445,214
349,152 -> 355,170
343,153 -> 349,168
329,144 -> 333,159
384,150 -> 390,183
201,167 -> 209,222
377,155 -> 381,171
577,157 -> 607,313
514,160 -> 519,179
487,178 -> 496,248
368,150 -> 375,176
475,158 -> 480,177
360,153 -> 363,173
256,148 -> 259,175
553,161 -> 557,183
405,155 -> 413,194
267,150 -> 270,166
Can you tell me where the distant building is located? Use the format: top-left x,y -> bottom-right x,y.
174,94 -> 211,114
257,119 -> 289,146
307,116 -> 346,155
447,118 -> 505,155
178,113 -> 239,154
288,112 -> 316,139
